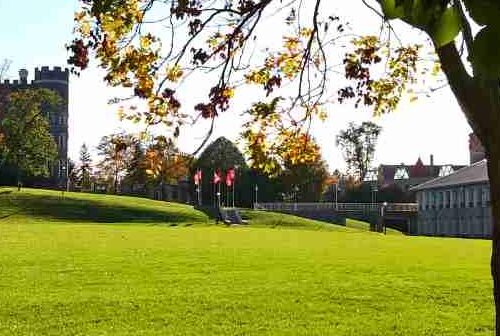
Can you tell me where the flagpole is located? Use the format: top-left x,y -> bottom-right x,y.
218,181 -> 221,208
197,170 -> 201,206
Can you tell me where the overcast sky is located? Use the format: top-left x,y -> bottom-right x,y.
0,0 -> 472,171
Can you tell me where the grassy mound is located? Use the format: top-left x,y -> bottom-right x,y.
241,209 -> 402,234
240,209 -> 345,230
0,188 -> 209,225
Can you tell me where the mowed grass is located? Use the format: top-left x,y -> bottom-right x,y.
0,188 -> 494,335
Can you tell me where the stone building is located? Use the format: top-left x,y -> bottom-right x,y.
150,179 -> 192,204
410,159 -> 491,238
1,67 -> 69,187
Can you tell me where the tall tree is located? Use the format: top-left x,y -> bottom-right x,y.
77,143 -> 93,190
144,136 -> 191,185
279,158 -> 329,203
336,122 -> 382,181
96,133 -> 137,194
122,140 -> 147,191
69,0 -> 500,329
194,137 -> 248,206
0,88 -> 59,187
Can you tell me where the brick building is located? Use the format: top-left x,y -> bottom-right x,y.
1,67 -> 69,187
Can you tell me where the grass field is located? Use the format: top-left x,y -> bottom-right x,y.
0,188 -> 494,335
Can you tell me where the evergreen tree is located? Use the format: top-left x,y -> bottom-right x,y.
122,141 -> 148,194
78,143 -> 92,190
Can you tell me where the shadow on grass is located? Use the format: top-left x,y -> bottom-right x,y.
1,193 -> 202,224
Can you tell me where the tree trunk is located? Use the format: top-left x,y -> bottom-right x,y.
436,41 -> 500,333
488,137 -> 500,335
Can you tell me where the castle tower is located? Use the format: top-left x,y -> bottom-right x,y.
0,66 -> 69,188
33,66 -> 70,186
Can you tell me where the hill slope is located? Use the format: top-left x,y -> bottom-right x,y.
0,188 -> 209,225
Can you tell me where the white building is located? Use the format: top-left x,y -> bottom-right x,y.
410,160 -> 491,238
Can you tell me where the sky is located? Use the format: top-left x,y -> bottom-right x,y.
0,0 -> 473,171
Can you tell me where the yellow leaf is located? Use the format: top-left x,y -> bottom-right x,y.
140,36 -> 152,49
166,64 -> 184,82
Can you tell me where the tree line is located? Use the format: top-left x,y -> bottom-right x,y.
0,87 -> 392,205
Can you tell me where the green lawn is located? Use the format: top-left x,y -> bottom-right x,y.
0,188 -> 494,335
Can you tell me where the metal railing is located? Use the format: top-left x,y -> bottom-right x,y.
385,203 -> 418,212
254,202 -> 418,214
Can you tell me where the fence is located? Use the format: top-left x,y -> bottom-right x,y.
254,202 -> 418,214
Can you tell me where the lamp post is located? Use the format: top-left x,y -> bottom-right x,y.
382,201 -> 388,234
196,185 -> 201,206
60,162 -> 66,198
66,158 -> 70,192
294,185 -> 299,203
334,183 -> 338,209
232,165 -> 239,208
371,183 -> 378,204
254,184 -> 258,209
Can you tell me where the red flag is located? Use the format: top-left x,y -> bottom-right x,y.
226,172 -> 233,187
194,170 -> 202,185
213,170 -> 221,184
228,168 -> 235,180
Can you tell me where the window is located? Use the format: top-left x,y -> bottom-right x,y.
58,160 -> 65,178
482,187 -> 490,207
474,187 -> 480,208
57,135 -> 65,149
363,170 -> 378,182
394,167 -> 409,180
438,165 -> 455,177
468,188 -> 474,208
58,114 -> 64,125
438,192 -> 444,209
452,190 -> 458,208
430,191 -> 435,209
445,190 -> 451,209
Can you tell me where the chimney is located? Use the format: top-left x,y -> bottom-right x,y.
430,154 -> 434,167
469,133 -> 486,164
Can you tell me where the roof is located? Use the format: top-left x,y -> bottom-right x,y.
410,160 -> 488,191
379,159 -> 465,181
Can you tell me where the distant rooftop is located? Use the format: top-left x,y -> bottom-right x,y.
410,159 -> 488,191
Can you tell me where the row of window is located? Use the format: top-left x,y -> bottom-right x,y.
55,134 -> 66,149
417,217 -> 491,236
418,186 -> 490,210
44,112 -> 67,125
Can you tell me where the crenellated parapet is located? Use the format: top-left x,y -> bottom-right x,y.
2,78 -> 22,87
34,66 -> 69,82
